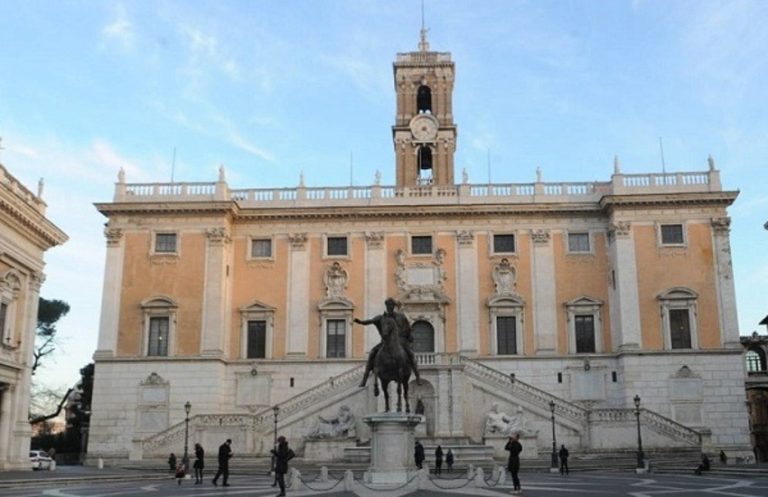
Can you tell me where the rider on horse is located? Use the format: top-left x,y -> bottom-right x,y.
354,297 -> 422,388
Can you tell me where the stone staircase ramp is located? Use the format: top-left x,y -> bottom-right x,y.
460,355 -> 587,431
343,443 -> 494,466
140,363 -> 366,457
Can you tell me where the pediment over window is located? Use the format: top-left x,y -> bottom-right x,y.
657,287 -> 698,301
239,300 -> 276,313
671,365 -> 701,379
141,372 -> 168,386
565,296 -> 603,308
317,297 -> 355,312
140,295 -> 178,309
487,294 -> 525,309
0,269 -> 22,295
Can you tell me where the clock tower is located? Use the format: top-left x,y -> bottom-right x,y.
393,27 -> 456,187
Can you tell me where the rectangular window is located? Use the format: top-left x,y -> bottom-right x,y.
148,317 -> 169,356
574,315 -> 596,353
251,239 -> 272,258
0,302 -> 7,339
326,319 -> 346,358
327,236 -> 348,256
411,235 -> 432,255
496,316 -> 517,355
669,309 -> 692,349
661,224 -> 684,245
155,233 -> 177,253
568,233 -> 590,252
493,234 -> 516,254
247,320 -> 267,359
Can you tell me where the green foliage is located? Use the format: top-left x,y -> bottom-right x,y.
33,298 -> 70,374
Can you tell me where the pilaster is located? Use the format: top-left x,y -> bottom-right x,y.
531,229 -> 556,354
711,218 -> 740,348
364,232 -> 386,352
200,227 -> 231,358
608,221 -> 642,350
95,228 -> 124,358
286,233 -> 309,357
455,230 -> 478,354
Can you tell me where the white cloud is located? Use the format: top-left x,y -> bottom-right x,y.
101,4 -> 135,51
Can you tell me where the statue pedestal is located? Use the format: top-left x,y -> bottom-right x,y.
304,438 -> 358,461
485,434 -> 539,460
363,412 -> 422,484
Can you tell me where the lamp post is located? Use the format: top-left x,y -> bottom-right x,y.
549,400 -> 558,471
183,401 -> 191,468
634,395 -> 645,470
271,405 -> 280,483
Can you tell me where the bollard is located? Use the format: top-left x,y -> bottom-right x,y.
97,458 -> 104,469
467,463 -> 474,479
288,468 -> 304,491
418,467 -> 429,489
473,467 -> 486,488
498,466 -> 507,485
344,469 -> 354,491
320,466 -> 329,482
50,460 -> 56,471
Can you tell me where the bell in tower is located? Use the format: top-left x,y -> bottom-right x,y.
392,25 -> 457,188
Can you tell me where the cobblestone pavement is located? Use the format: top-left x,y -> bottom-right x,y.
1,471 -> 768,497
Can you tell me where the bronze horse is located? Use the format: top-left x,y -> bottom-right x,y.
373,314 -> 412,413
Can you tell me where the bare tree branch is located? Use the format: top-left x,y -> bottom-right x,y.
29,387 -> 73,425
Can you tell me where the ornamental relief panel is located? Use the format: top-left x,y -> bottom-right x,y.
394,248 -> 449,306
492,258 -> 517,295
324,262 -> 349,298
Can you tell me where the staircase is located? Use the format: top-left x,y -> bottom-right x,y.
140,364 -> 366,457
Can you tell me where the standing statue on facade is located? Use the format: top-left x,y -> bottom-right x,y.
307,405 -> 356,439
355,298 -> 421,412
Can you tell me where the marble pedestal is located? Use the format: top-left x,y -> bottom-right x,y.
485,433 -> 539,460
363,412 -> 422,484
304,438 -> 357,461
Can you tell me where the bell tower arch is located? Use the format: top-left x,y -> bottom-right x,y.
392,26 -> 456,187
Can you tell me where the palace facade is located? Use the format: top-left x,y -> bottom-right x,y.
0,164 -> 67,470
89,33 -> 751,463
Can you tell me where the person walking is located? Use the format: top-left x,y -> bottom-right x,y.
414,440 -> 425,469
505,434 -> 523,495
446,448 -> 454,473
193,443 -> 205,484
558,444 -> 569,476
271,436 -> 295,497
212,439 -> 232,486
434,445 -> 444,475
168,453 -> 177,473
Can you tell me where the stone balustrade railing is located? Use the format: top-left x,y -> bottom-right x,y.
590,408 -> 701,446
459,356 -> 588,423
0,164 -> 46,214
142,363 -> 366,453
112,169 -> 722,208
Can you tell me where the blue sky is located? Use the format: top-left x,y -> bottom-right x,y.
1,0 -> 766,390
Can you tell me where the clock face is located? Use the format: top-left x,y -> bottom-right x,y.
409,115 -> 438,141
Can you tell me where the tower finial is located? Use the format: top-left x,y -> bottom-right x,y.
419,0 -> 430,52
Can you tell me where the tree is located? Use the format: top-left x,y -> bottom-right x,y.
33,298 -> 70,374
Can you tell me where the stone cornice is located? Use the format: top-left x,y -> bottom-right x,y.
94,201 -> 239,217
0,192 -> 68,250
600,191 -> 738,211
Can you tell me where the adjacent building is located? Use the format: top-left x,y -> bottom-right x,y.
89,32 -> 751,463
0,164 -> 67,470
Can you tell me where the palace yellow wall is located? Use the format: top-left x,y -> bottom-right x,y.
553,232 -> 612,354
634,222 -> 720,350
117,231 -> 205,356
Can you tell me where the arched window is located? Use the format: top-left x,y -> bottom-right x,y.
746,348 -> 766,372
412,320 -> 435,353
417,85 -> 432,113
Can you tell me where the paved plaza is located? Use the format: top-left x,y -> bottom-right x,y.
2,471 -> 768,497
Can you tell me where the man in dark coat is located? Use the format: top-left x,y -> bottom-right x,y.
193,443 -> 205,484
558,444 -> 569,475
505,434 -> 522,494
270,436 -> 295,497
414,440 -> 425,469
434,445 -> 444,475
212,439 -> 232,486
